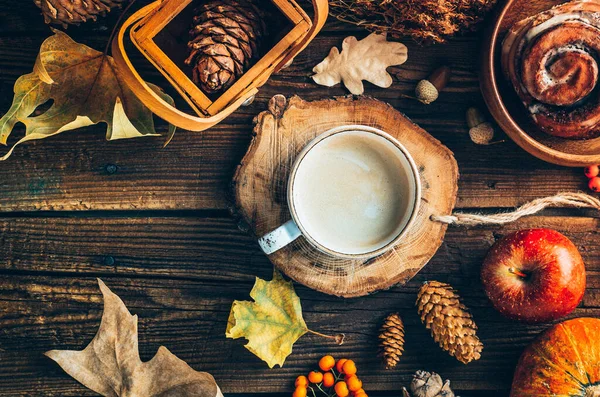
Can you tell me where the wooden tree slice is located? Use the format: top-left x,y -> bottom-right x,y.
233,95 -> 459,297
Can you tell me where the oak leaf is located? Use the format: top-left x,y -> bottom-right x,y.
226,270 -> 344,368
46,279 -> 222,397
0,30 -> 175,161
312,33 -> 408,95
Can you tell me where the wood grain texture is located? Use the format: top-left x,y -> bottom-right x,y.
0,0 -> 599,395
0,216 -> 599,395
234,95 -> 458,297
0,33 -> 588,211
0,214 -> 597,280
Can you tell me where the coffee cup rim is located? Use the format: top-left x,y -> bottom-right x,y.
287,124 -> 422,260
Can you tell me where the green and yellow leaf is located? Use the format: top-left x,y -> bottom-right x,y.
226,270 -> 308,368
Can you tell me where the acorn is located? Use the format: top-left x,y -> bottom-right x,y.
416,66 -> 451,104
466,107 -> 496,145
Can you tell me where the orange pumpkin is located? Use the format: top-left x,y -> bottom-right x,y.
511,317 -> 600,396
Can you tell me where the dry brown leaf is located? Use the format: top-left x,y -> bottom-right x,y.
312,33 -> 408,95
46,279 -> 222,397
0,30 -> 175,160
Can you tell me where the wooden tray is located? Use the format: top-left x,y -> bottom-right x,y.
233,95 -> 459,297
480,0 -> 600,167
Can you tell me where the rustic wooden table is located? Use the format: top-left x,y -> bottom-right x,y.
0,1 -> 598,396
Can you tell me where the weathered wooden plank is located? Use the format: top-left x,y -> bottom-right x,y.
0,122 -> 585,212
0,215 -> 262,281
0,215 -> 597,394
0,124 -> 252,212
0,273 -> 581,396
0,215 -> 598,282
0,31 -> 587,211
2,2 -> 595,396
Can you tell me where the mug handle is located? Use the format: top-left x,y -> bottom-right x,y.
258,220 -> 302,255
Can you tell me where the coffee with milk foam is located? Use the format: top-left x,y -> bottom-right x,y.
291,130 -> 415,255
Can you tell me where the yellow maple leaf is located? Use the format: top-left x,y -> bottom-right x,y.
0,29 -> 175,160
46,279 -> 222,397
226,270 -> 344,368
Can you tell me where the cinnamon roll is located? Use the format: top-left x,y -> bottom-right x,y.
502,0 -> 600,139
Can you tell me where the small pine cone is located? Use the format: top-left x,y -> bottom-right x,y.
378,313 -> 405,369
185,0 -> 266,94
34,0 -> 127,27
409,370 -> 455,397
416,281 -> 483,364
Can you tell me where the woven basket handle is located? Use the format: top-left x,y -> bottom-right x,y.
111,0 -> 328,132
111,2 -> 255,132
275,0 -> 329,72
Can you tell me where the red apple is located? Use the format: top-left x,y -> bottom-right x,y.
481,228 -> 585,323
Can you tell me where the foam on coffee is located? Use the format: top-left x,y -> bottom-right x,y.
291,130 -> 415,255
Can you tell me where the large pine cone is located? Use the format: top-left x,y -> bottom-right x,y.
34,0 -> 127,27
185,0 -> 266,94
416,281 -> 483,364
378,313 -> 405,369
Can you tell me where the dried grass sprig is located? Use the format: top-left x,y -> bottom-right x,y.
329,0 -> 498,44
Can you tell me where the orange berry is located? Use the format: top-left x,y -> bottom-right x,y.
334,381 -> 349,397
585,165 -> 600,179
590,177 -> 600,192
308,371 -> 323,384
323,372 -> 335,387
295,376 -> 308,387
293,386 -> 307,397
355,390 -> 368,397
346,376 -> 362,392
336,358 -> 348,373
319,355 -> 336,371
342,360 -> 357,376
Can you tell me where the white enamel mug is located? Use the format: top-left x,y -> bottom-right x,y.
258,125 -> 421,259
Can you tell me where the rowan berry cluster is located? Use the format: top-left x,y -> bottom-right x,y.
584,165 -> 600,192
293,356 -> 367,397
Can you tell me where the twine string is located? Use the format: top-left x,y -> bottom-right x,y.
431,192 -> 600,226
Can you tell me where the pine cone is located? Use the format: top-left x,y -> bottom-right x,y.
416,281 -> 483,364
402,370 -> 455,397
34,0 -> 127,27
185,0 -> 266,94
378,312 -> 405,369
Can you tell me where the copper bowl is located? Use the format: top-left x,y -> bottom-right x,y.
480,0 -> 600,167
